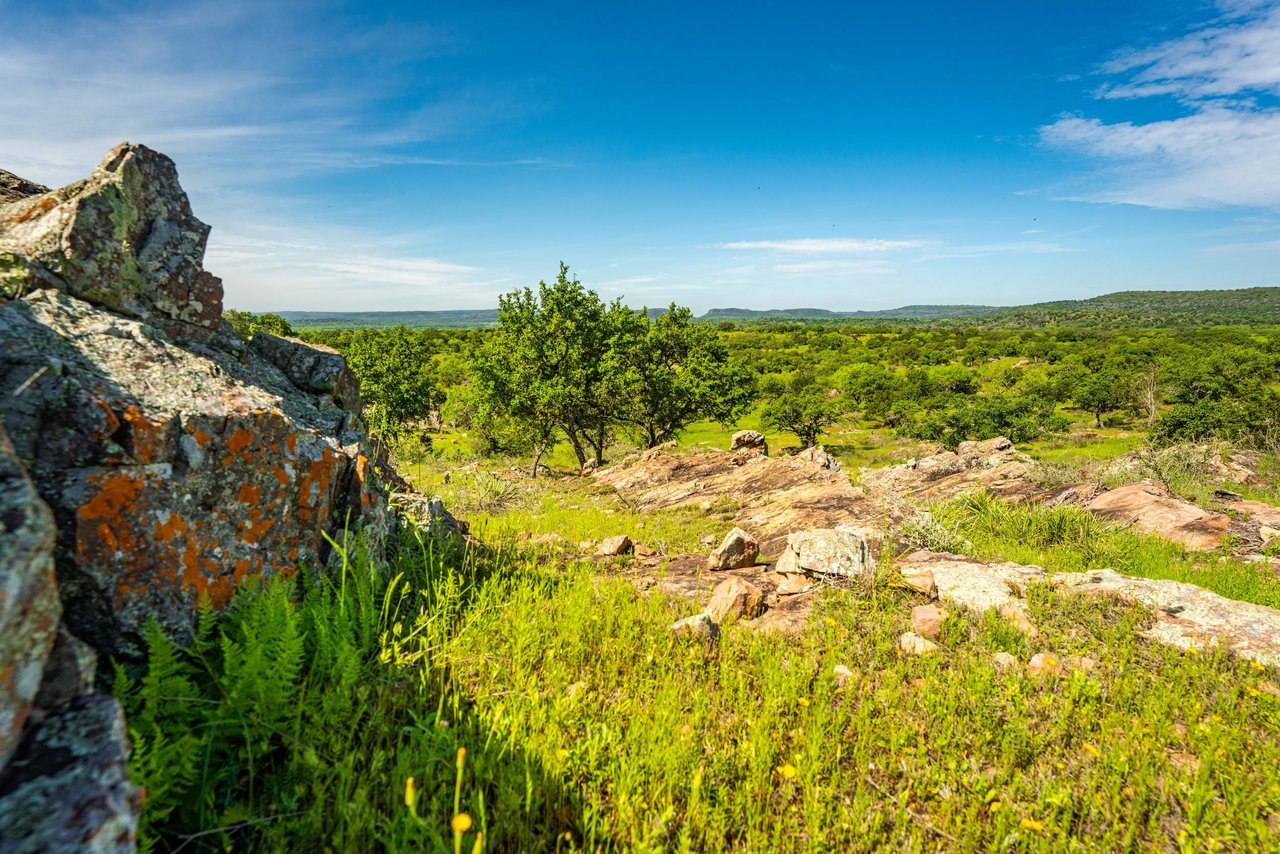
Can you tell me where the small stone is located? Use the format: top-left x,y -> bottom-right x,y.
580,459 -> 599,477
901,568 -> 938,598
596,535 -> 633,557
991,651 -> 1020,672
1259,680 -> 1280,699
832,664 -> 853,687
707,527 -> 760,570
898,631 -> 940,657
998,602 -> 1039,638
1027,652 -> 1063,677
774,573 -> 811,596
1067,655 -> 1097,672
705,577 -> 765,623
1267,812 -> 1280,835
578,540 -> 596,553
910,604 -> 949,641
533,532 -> 567,547
1260,525 -> 1280,541
730,429 -> 768,456
516,530 -> 532,541
700,533 -> 717,546
634,544 -> 657,558
670,613 -> 719,642
774,547 -> 799,575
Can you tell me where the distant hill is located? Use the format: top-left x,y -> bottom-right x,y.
276,287 -> 1280,329
699,305 -> 1000,321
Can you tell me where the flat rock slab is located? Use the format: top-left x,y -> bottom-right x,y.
898,550 -> 1280,667
1230,498 -> 1280,529
1086,482 -> 1228,552
595,446 -> 879,553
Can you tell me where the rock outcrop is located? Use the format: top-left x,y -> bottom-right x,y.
858,436 -> 1066,505
896,550 -> 1280,667
0,144 -> 396,850
1085,481 -> 1229,552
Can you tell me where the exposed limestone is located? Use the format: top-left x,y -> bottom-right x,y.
859,436 -> 1065,506
596,534 -> 633,557
897,550 -> 1280,667
0,425 -> 60,770
991,651 -> 1019,672
707,527 -> 759,570
670,613 -> 719,642
594,444 -> 873,553
898,631 -> 940,656
0,693 -> 139,853
0,150 -> 392,657
772,527 -> 876,579
705,576 -> 764,623
910,604 -> 949,640
1085,481 -> 1228,552
0,146 -> 398,838
0,170 -> 48,205
796,444 -> 840,471
1027,652 -> 1063,677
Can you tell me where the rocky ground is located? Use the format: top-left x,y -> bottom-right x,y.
576,433 -> 1280,667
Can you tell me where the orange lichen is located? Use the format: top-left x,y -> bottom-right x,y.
237,483 -> 261,505
78,472 -> 143,521
154,513 -> 188,540
226,427 -> 254,455
192,429 -> 212,447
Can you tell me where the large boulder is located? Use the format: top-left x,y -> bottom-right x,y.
730,430 -> 767,456
773,527 -> 876,579
0,145 -> 393,658
0,143 -> 223,338
0,425 -> 60,771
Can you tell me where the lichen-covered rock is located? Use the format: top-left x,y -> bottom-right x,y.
1086,481 -> 1228,552
730,430 -> 767,456
0,171 -> 48,205
0,149 -> 393,658
0,425 -> 60,771
0,694 -> 139,853
0,143 -> 223,337
773,527 -> 876,579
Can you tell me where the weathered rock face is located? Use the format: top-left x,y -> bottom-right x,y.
774,528 -> 876,579
858,435 -> 1066,505
0,144 -> 223,337
707,527 -> 759,571
0,145 -> 392,657
1085,481 -> 1228,552
0,425 -> 60,771
730,429 -> 767,456
0,144 -> 395,848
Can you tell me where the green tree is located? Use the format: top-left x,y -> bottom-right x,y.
761,370 -> 844,448
1073,367 -> 1128,428
224,310 -> 294,339
345,327 -> 441,439
607,304 -> 755,447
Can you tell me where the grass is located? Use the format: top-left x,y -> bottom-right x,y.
119,523 -> 1280,852
925,491 -> 1280,610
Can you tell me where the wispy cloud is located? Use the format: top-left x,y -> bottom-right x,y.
914,242 -> 1077,262
714,237 -> 927,253
1041,1 -> 1280,209
771,259 -> 895,276
0,0 -> 547,187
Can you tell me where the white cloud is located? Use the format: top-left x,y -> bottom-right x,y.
1042,1 -> 1280,209
771,259 -> 895,276
914,242 -> 1076,262
714,238 -> 926,253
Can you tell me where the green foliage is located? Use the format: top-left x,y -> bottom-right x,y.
344,327 -> 442,438
607,304 -> 755,447
120,511 -> 1280,851
761,369 -> 845,447
224,309 -> 295,339
906,394 -> 1071,449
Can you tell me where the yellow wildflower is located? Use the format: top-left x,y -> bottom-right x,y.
798,697 -> 810,707
1021,818 -> 1044,831
452,813 -> 473,833
404,776 -> 417,808
1250,660 -> 1265,671
824,617 -> 836,627
778,763 -> 798,779
1082,742 -> 1101,758
989,801 -> 1002,813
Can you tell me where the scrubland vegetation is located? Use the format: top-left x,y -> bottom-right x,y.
141,277 -> 1280,851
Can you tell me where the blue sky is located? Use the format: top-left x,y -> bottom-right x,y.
2,0 -> 1279,312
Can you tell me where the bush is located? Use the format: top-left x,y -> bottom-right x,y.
905,394 -> 1070,449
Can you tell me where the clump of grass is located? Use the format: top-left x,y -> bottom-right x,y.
120,515 -> 1280,852
929,491 -> 1280,609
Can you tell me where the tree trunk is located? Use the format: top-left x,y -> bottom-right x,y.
562,426 -> 587,467
1095,410 -> 1103,428
531,439 -> 548,478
